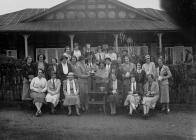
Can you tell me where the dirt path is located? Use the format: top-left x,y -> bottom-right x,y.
0,109 -> 196,140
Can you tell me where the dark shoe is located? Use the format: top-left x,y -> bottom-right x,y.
76,112 -> 80,116
68,112 -> 72,116
35,111 -> 41,117
143,114 -> 149,120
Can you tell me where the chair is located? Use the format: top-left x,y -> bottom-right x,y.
87,76 -> 107,114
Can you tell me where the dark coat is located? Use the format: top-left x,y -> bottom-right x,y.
57,62 -> 73,81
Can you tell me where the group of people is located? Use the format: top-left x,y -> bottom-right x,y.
21,43 -> 172,119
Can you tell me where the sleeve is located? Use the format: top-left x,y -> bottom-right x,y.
22,65 -> 28,79
56,79 -> 61,93
75,80 -> 79,94
42,79 -> 47,92
63,80 -> 67,94
30,78 -> 38,92
164,66 -> 172,79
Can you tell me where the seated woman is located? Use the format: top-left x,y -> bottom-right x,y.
142,74 -> 159,119
63,72 -> 80,116
107,73 -> 122,115
124,75 -> 141,116
30,69 -> 47,117
45,71 -> 61,114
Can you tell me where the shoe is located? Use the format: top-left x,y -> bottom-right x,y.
76,112 -> 80,116
68,112 -> 72,116
143,114 -> 149,120
166,108 -> 170,114
35,111 -> 40,117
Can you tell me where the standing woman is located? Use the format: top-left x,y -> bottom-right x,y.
135,62 -> 146,96
30,69 -> 47,117
120,56 -> 136,100
107,73 -> 122,115
76,56 -> 89,111
157,57 -> 172,113
49,58 -> 58,74
63,72 -> 80,116
45,71 -> 61,114
142,55 -> 156,77
142,74 -> 159,119
57,55 -> 73,100
36,54 -> 49,80
22,56 -> 36,100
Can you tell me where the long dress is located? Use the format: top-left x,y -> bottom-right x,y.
124,82 -> 141,109
63,79 -> 80,106
30,77 -> 47,103
21,63 -> 36,100
142,81 -> 159,109
135,69 -> 146,96
74,62 -> 89,107
156,65 -> 172,103
120,63 -> 136,100
107,79 -> 122,105
45,78 -> 61,107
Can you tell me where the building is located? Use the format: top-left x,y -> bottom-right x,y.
0,0 -> 193,64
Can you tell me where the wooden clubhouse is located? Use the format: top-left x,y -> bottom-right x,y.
0,0 -> 193,64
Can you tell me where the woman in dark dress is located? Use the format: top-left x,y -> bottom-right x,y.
57,55 -> 73,100
21,56 -> 36,100
35,54 -> 49,80
135,62 -> 146,96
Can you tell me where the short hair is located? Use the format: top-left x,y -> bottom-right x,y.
38,69 -> 45,74
25,56 -> 33,63
147,74 -> 154,80
71,56 -> 77,62
60,55 -> 68,61
51,58 -> 57,63
37,54 -> 46,61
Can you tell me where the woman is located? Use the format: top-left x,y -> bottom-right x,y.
76,56 -> 89,111
86,56 -> 98,74
120,56 -> 136,100
142,55 -> 156,77
107,73 -> 122,115
157,57 -> 172,113
124,75 -> 141,116
95,61 -> 109,84
45,71 -> 61,114
57,55 -> 73,100
35,54 -> 49,80
63,72 -> 80,116
22,56 -> 36,101
49,58 -> 58,74
142,74 -> 159,119
30,69 -> 47,117
73,43 -> 82,60
135,62 -> 146,96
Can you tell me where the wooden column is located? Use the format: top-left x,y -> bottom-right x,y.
157,33 -> 163,56
114,34 -> 119,52
69,34 -> 75,51
23,35 -> 29,57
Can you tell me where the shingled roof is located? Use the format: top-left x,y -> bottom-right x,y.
0,0 -> 179,32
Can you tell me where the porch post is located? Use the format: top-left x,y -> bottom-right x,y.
114,34 -> 119,52
157,33 -> 163,56
23,34 -> 29,57
69,34 -> 75,51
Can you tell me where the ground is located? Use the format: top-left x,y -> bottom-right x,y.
0,105 -> 196,140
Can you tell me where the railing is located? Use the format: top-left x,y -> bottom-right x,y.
0,63 -> 195,105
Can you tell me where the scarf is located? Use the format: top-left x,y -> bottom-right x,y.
112,80 -> 117,94
67,80 -> 77,95
131,82 -> 136,92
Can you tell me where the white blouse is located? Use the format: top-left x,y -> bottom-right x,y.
62,62 -> 68,75
30,77 -> 47,92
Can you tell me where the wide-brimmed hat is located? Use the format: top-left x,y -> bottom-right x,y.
60,55 -> 68,61
145,55 -> 150,60
67,72 -> 75,78
105,57 -> 111,62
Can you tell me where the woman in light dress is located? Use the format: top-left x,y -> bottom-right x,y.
30,69 -> 47,117
156,57 -> 172,113
124,75 -> 141,116
142,74 -> 159,119
63,72 -> 80,116
45,71 -> 61,114
142,55 -> 156,77
120,56 -> 136,100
